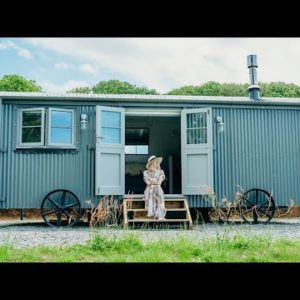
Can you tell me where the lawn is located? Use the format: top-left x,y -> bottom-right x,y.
0,233 -> 300,262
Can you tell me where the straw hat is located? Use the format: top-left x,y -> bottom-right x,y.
146,155 -> 163,170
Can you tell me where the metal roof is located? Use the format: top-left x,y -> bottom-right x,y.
1,91 -> 300,105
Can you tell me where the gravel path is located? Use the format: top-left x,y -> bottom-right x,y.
0,220 -> 300,248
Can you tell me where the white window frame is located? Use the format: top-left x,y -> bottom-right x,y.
48,108 -> 75,147
19,107 -> 45,147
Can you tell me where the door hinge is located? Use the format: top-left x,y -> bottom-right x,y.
0,196 -> 5,202
0,148 -> 6,153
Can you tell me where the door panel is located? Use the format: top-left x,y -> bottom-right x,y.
181,108 -> 213,195
95,106 -> 125,195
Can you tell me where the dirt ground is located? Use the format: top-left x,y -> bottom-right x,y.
0,209 -> 90,221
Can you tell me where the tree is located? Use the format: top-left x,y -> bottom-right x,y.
92,80 -> 159,95
167,81 -> 300,98
0,74 -> 42,92
260,82 -> 300,97
67,86 -> 91,94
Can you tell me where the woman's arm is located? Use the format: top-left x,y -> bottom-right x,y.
157,171 -> 165,185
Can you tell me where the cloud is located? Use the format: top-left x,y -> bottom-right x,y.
0,39 -> 34,60
0,40 -> 17,50
79,63 -> 98,74
55,62 -> 69,70
39,80 -> 90,93
17,49 -> 33,60
24,38 -> 300,93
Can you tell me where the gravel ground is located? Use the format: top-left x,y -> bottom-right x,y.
0,219 -> 300,248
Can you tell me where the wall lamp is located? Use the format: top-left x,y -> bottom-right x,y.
216,116 -> 224,131
80,114 -> 87,130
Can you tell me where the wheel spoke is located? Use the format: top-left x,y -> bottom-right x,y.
62,210 -> 73,222
243,198 -> 256,207
61,191 -> 67,207
241,207 -> 254,216
42,208 -> 60,216
46,197 -> 61,209
64,203 -> 79,209
56,213 -> 62,227
257,207 -> 272,218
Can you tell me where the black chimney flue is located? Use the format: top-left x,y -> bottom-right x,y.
247,54 -> 260,100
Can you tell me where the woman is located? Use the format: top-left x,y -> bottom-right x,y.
143,155 -> 166,220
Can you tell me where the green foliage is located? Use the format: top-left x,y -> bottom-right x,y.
92,79 -> 159,95
67,86 -> 91,94
0,234 -> 300,262
259,82 -> 300,97
0,74 -> 42,92
167,81 -> 300,97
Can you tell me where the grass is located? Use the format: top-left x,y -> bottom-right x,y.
0,233 -> 300,262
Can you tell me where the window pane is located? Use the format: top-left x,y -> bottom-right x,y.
125,128 -> 149,145
137,145 -> 148,154
125,145 -> 137,154
22,111 -> 42,126
187,128 -> 207,144
51,128 -> 72,144
187,112 -> 207,129
51,111 -> 72,127
102,127 -> 120,144
101,111 -> 120,128
22,127 -> 41,143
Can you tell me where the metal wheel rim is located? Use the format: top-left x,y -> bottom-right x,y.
41,189 -> 81,228
239,188 -> 275,224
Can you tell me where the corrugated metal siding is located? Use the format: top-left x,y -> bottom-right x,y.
211,107 -> 300,207
1,102 -> 300,209
0,104 -> 99,208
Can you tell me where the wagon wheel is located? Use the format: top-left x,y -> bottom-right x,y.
239,188 -> 275,224
41,189 -> 81,228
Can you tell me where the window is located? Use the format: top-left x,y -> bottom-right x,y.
125,145 -> 148,154
186,112 -> 207,144
101,110 -> 121,144
19,108 -> 45,146
125,128 -> 149,154
18,107 -> 75,148
49,108 -> 74,146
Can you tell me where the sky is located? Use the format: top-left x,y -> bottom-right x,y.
1,38 -> 300,94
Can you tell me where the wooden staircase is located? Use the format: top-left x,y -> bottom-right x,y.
123,194 -> 193,229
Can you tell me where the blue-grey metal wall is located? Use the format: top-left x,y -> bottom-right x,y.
212,107 -> 300,207
1,101 -> 300,208
0,103 -> 98,209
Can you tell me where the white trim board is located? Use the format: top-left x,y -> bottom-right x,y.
125,108 -> 181,117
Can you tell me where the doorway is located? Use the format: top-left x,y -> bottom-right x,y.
125,116 -> 181,195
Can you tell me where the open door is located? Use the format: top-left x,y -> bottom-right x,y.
95,106 -> 125,195
181,108 -> 213,195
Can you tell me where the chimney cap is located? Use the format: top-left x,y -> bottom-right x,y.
247,54 -> 258,68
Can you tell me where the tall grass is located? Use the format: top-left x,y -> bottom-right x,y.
1,233 -> 299,262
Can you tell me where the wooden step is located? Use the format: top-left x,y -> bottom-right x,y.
127,218 -> 190,223
124,199 -> 186,202
127,208 -> 187,212
123,195 -> 193,230
123,194 -> 186,199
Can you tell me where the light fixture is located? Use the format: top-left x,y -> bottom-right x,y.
216,116 -> 224,131
80,114 -> 87,130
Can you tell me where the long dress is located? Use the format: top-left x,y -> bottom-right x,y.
143,169 -> 166,219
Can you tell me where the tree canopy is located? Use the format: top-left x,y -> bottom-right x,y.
91,80 -> 159,95
0,74 -> 42,92
1,74 -> 300,98
67,86 -> 91,94
167,81 -> 300,97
